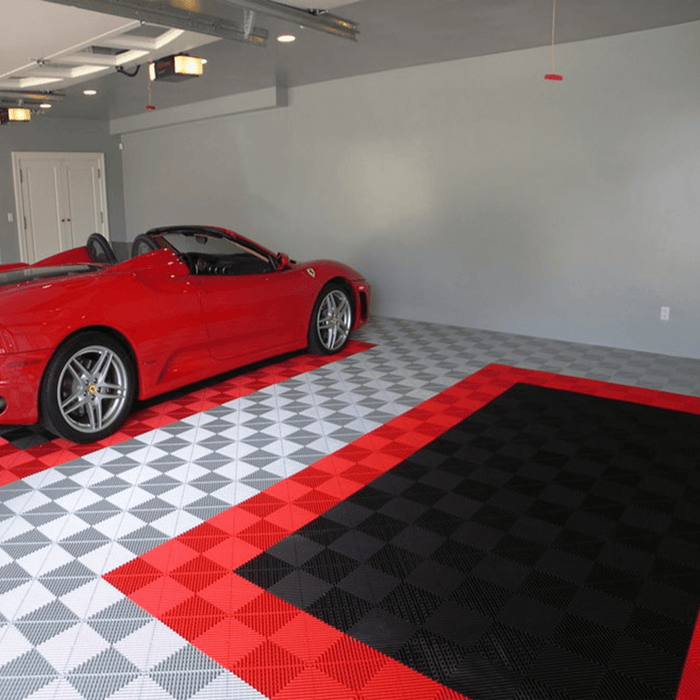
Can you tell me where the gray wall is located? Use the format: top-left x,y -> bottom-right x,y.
123,21 -> 700,360
0,118 -> 125,263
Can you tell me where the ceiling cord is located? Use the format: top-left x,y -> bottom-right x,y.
116,65 -> 141,78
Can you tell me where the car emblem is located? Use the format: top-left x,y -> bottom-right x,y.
306,268 -> 316,278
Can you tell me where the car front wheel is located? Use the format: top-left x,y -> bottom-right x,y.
41,332 -> 135,443
308,284 -> 353,354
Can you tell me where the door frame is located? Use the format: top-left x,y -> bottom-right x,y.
11,151 -> 109,263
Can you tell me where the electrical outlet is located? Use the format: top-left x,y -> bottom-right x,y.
660,306 -> 670,321
7,213 -> 13,223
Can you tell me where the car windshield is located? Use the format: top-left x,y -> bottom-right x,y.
154,230 -> 275,276
0,265 -> 99,288
162,231 -> 269,261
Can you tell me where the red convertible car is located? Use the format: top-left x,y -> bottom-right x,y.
0,226 -> 370,443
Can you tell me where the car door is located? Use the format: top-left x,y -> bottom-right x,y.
196,265 -> 310,362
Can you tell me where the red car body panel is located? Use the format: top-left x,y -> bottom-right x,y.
0,228 -> 370,427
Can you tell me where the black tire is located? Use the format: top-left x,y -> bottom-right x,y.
308,284 -> 353,355
41,332 -> 135,443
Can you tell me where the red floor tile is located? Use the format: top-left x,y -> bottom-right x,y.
106,363 -> 700,700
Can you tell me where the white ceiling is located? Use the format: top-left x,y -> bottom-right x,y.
3,0 -> 700,121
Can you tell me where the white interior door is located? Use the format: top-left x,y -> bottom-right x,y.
64,159 -> 106,250
12,152 -> 109,263
17,158 -> 64,263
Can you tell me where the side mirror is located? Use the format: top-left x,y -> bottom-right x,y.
276,252 -> 290,270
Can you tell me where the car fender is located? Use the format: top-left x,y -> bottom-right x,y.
297,259 -> 370,329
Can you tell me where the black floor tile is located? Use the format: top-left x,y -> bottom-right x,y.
236,383 -> 700,699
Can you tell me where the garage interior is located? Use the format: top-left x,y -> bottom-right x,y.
1,2 -> 700,699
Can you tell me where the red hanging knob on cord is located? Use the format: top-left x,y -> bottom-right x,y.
545,0 -> 563,81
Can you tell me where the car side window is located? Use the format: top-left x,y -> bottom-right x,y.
191,253 -> 273,276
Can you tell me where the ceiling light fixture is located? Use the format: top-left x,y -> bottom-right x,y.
148,54 -> 205,81
40,103 -> 53,109
83,88 -> 98,96
277,34 -> 296,43
0,107 -> 32,124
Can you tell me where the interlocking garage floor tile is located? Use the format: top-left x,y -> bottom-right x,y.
107,365 -> 700,700
3,319 -> 700,700
238,382 -> 700,700
0,341 -> 373,486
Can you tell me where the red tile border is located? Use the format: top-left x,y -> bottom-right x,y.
105,364 -> 700,700
678,609 -> 700,700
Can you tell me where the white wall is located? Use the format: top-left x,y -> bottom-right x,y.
119,22 -> 700,359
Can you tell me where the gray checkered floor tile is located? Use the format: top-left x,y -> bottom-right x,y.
2,317 -> 700,700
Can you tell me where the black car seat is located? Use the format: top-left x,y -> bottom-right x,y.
131,234 -> 160,258
86,233 -> 118,264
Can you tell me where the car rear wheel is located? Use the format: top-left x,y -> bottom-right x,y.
308,284 -> 353,354
41,332 -> 135,443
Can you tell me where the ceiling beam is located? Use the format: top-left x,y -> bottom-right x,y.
0,91 -> 65,102
219,0 -> 358,41
42,0 -> 269,46
42,0 -> 359,44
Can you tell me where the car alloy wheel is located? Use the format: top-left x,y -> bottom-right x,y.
309,285 -> 353,354
42,332 -> 135,443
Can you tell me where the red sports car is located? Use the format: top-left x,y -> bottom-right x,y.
0,226 -> 370,443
